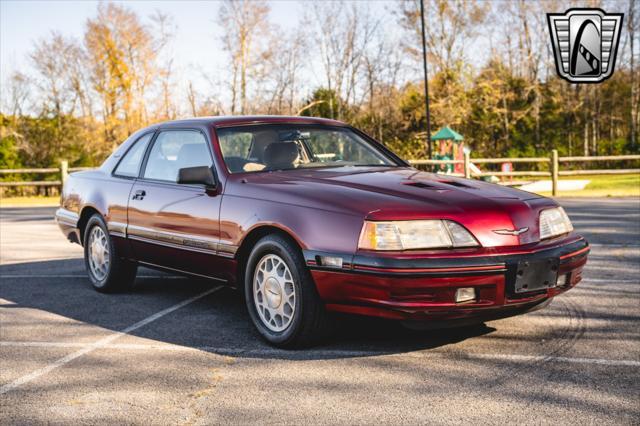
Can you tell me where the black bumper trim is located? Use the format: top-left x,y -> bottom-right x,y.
353,239 -> 588,270
304,238 -> 588,278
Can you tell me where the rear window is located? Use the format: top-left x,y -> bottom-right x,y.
113,133 -> 153,178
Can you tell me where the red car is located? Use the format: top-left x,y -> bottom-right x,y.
56,116 -> 589,347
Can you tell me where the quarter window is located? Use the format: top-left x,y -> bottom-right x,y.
143,130 -> 212,182
113,133 -> 153,178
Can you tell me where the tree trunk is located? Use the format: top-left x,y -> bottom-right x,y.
583,88 -> 589,156
502,95 -> 510,146
240,31 -> 247,115
630,0 -> 638,148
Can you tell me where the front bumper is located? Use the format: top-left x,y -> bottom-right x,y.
304,236 -> 589,323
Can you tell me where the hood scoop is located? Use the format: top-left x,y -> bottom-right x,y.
437,180 -> 476,189
403,181 -> 436,189
402,179 -> 476,191
403,181 -> 452,193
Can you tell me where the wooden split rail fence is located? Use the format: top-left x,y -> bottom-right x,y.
410,151 -> 640,195
1,152 -> 639,196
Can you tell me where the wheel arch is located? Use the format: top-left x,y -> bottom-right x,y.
234,225 -> 303,286
77,206 -> 103,245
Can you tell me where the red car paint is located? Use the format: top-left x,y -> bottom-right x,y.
56,116 -> 589,324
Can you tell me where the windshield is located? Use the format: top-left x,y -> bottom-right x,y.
216,124 -> 397,173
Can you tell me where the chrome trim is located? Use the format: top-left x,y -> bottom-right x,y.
127,224 -> 218,253
138,261 -> 227,282
120,223 -> 241,258
129,234 -> 217,255
216,251 -> 236,259
107,221 -> 127,235
110,231 -> 126,239
217,242 -> 239,257
55,208 -> 79,227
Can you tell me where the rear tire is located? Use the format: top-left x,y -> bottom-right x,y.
83,214 -> 137,293
244,234 -> 333,348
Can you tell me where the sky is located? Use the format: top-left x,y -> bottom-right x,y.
0,0 -> 396,112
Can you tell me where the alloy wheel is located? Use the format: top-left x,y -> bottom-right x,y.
88,226 -> 110,281
253,254 -> 296,332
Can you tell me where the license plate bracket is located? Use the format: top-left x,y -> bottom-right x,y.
514,258 -> 559,294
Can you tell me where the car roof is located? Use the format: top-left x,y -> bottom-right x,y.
154,115 -> 347,128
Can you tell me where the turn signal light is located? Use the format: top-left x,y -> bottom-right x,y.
318,256 -> 343,268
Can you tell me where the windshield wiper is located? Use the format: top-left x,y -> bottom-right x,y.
349,164 -> 396,167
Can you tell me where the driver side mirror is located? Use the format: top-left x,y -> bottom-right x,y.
177,166 -> 216,189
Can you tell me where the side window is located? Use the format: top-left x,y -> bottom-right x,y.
143,130 -> 212,182
113,133 -> 153,177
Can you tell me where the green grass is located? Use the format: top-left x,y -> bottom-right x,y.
538,174 -> 640,197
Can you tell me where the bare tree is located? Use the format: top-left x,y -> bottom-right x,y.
4,72 -> 31,117
219,0 -> 272,114
158,58 -> 176,120
397,0 -> 488,128
30,33 -> 93,158
310,1 -> 379,119
64,41 -> 93,118
628,0 -> 638,148
31,33 -> 85,117
511,0 -> 550,147
362,35 -> 404,141
398,0 -> 488,75
265,30 -> 306,114
152,11 -> 177,121
186,80 -> 198,117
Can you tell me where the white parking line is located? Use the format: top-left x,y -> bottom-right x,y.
0,256 -> 82,266
445,352 -> 640,367
583,267 -> 640,274
589,243 -> 640,248
0,274 -> 185,279
0,286 -> 223,395
583,278 -> 639,284
1,340 -> 638,367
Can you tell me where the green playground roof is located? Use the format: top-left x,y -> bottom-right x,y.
431,126 -> 464,141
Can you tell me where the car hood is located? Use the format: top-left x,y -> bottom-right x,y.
228,167 -> 559,246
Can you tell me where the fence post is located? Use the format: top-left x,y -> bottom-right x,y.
463,151 -> 471,179
60,160 -> 69,187
551,150 -> 558,196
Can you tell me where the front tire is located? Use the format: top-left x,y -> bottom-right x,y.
83,214 -> 137,293
244,234 -> 332,348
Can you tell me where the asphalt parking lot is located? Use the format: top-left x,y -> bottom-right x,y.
1,198 -> 638,424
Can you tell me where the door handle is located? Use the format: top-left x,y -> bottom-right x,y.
132,189 -> 146,200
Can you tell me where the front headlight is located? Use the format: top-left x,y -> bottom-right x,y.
539,207 -> 573,239
358,220 -> 479,251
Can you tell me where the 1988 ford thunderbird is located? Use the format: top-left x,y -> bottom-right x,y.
56,116 -> 589,347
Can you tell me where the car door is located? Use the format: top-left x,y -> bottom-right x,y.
107,131 -> 155,255
127,128 -> 227,280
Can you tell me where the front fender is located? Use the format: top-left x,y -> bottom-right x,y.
219,194 -> 363,256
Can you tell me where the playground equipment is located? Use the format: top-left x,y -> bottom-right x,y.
431,126 -> 465,175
